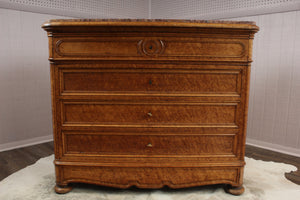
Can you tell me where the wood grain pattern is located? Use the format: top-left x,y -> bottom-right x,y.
62,102 -> 238,126
42,19 -> 258,195
63,133 -> 236,156
61,68 -> 241,95
53,37 -> 248,61
57,165 -> 241,189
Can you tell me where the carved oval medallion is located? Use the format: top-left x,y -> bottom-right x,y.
138,39 -> 165,57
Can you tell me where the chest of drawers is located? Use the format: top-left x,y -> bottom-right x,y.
42,19 -> 258,195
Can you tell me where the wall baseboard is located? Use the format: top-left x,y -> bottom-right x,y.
0,135 -> 53,152
246,138 -> 300,157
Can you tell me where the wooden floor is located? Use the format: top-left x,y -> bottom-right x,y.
0,142 -> 299,185
0,142 -> 54,181
245,145 -> 300,185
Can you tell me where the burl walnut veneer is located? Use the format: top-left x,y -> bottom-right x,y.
42,19 -> 258,195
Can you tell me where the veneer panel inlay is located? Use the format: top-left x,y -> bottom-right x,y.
61,69 -> 242,95
63,133 -> 236,156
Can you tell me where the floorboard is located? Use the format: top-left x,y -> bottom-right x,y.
0,142 -> 299,185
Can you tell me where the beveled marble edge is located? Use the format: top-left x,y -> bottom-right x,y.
42,18 -> 258,30
47,18 -> 256,25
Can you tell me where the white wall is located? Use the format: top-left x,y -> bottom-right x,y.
224,11 -> 300,156
0,0 -> 149,18
0,8 -> 69,151
151,0 -> 300,20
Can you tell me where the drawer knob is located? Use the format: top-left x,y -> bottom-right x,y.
146,143 -> 153,147
149,79 -> 152,85
147,112 -> 152,117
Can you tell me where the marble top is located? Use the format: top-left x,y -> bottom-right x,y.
46,19 -> 256,25
42,19 -> 258,30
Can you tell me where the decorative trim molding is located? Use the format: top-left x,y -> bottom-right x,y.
246,138 -> 300,157
55,39 -> 140,57
55,38 -> 246,60
0,135 -> 53,152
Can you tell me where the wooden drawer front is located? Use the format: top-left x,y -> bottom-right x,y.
61,69 -> 241,96
62,102 -> 238,126
63,132 -> 236,157
54,37 -> 248,61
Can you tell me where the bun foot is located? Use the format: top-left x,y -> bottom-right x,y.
224,185 -> 245,195
55,184 -> 73,194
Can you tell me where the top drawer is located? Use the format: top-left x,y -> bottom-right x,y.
52,37 -> 249,61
